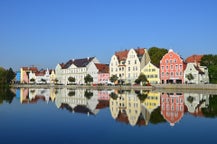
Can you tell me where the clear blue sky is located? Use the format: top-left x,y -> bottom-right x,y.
1,0 -> 217,71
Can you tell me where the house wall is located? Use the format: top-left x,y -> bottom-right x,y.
141,62 -> 160,84
160,49 -> 185,84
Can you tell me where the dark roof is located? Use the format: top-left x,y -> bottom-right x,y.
194,65 -> 205,74
62,57 -> 95,69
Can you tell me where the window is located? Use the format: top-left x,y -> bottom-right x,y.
162,66 -> 164,70
174,59 -> 177,63
171,65 -> 173,70
128,67 -> 130,71
162,72 -> 164,76
135,60 -> 137,64
180,64 -> 182,70
128,61 -> 130,64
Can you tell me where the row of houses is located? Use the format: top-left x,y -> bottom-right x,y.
17,48 -> 209,85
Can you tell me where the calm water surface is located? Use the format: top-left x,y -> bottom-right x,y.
0,88 -> 217,144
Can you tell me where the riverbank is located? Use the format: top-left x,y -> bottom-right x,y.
11,83 -> 217,90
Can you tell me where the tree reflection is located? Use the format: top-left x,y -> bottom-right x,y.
0,88 -> 15,104
202,95 -> 217,118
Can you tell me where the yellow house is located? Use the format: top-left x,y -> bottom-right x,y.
141,62 -> 160,84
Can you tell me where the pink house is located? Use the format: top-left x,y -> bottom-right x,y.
95,63 -> 110,84
160,93 -> 185,126
160,49 -> 186,84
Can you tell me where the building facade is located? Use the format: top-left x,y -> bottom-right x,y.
109,48 -> 151,84
141,62 -> 160,84
20,67 -> 38,83
95,63 -> 110,84
55,57 -> 100,85
160,49 -> 186,84
184,55 -> 209,84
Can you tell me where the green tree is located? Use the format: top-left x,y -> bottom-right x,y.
0,67 -> 15,87
68,76 -> 75,84
135,73 -> 148,86
148,47 -> 168,67
30,78 -> 35,84
109,92 -> 118,100
84,74 -> 93,85
6,68 -> 15,84
202,95 -> 217,118
110,75 -> 118,83
201,54 -> 217,83
84,90 -> 93,99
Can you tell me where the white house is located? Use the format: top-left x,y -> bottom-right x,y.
109,48 -> 150,84
184,55 -> 209,84
55,57 -> 100,85
29,68 -> 54,84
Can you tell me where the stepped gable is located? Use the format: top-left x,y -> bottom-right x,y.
62,57 -> 95,69
95,63 -> 109,73
185,55 -> 203,64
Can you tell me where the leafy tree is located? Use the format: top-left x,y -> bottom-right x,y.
54,78 -> 59,84
149,107 -> 167,124
148,47 -> 168,67
0,67 -> 15,87
84,74 -> 93,84
202,95 -> 217,118
135,73 -> 148,86
68,76 -> 75,84
109,92 -> 118,100
41,78 -> 47,84
110,75 -> 118,83
0,88 -> 16,104
6,68 -> 15,84
137,92 -> 148,101
201,54 -> 217,83
30,78 -> 35,83
84,90 -> 93,99
68,90 -> 75,96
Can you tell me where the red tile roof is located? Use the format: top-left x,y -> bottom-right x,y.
115,48 -> 145,61
95,63 -> 109,73
185,55 -> 203,64
115,49 -> 129,61
35,70 -> 46,76
22,67 -> 38,72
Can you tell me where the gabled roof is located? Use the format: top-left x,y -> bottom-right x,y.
61,57 -> 95,69
35,70 -> 46,76
22,67 -> 38,72
115,49 -> 129,61
95,63 -> 109,73
185,55 -> 203,64
114,48 -> 146,62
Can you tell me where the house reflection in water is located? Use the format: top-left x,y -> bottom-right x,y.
160,93 -> 185,126
109,90 -> 160,126
184,93 -> 209,117
18,88 -> 213,125
20,88 -> 56,104
55,88 -> 110,116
